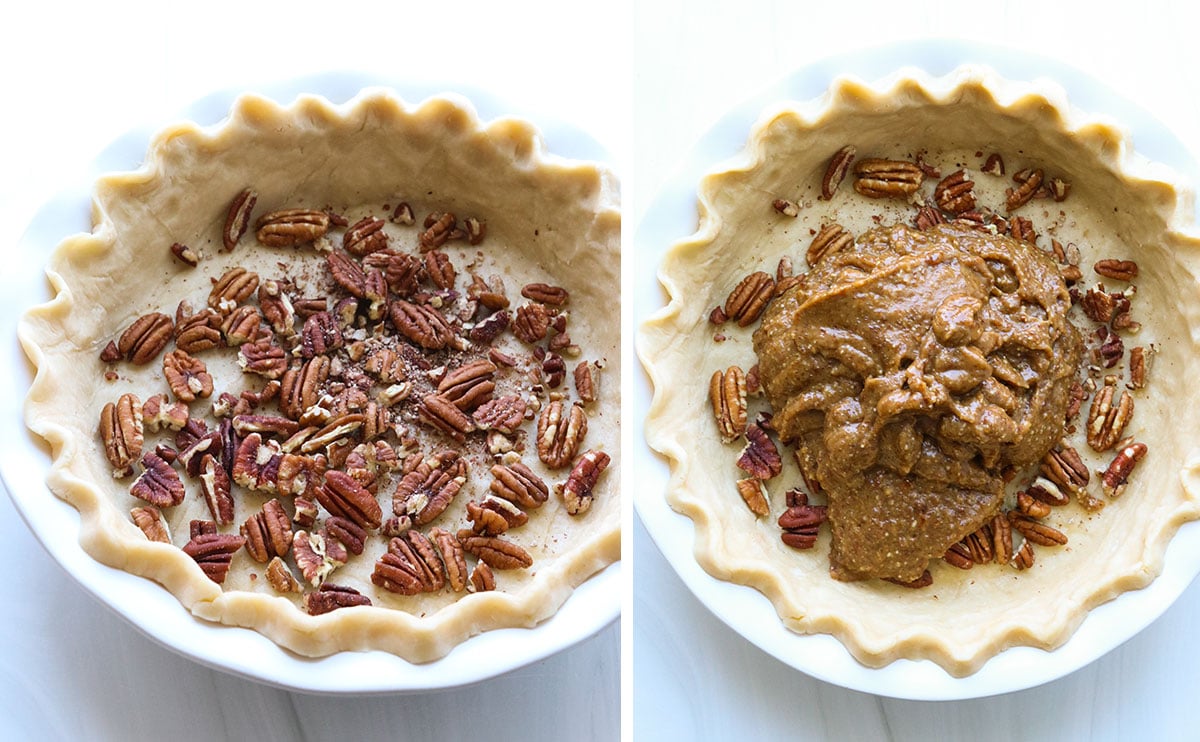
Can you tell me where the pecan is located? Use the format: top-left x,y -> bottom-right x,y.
390,300 -> 456,350
390,201 -> 415,225
232,414 -> 300,438
322,516 -> 366,557
964,524 -> 994,564
772,198 -> 799,217
241,499 -> 292,563
512,302 -> 552,344
392,450 -> 466,525
300,311 -> 344,358
559,449 -> 610,516
130,452 -> 185,508
437,359 -> 497,411
821,145 -> 856,200
1087,375 -> 1134,451
99,393 -> 144,477
238,338 -> 288,379
807,223 -> 853,266
458,533 -> 533,570
521,283 -> 570,306
982,153 -> 1005,176
298,413 -> 364,455
218,189 -> 260,252
363,347 -> 406,384
575,361 -> 600,404
182,532 -> 245,584
1097,326 -> 1124,368
424,250 -> 456,289
466,496 -> 528,535
1080,286 -> 1123,324
886,571 -> 934,589
777,494 -> 826,549
265,557 -> 300,593
1008,512 -> 1068,547
1130,346 -> 1148,389
1004,168 -> 1043,211
1026,477 -> 1071,507
307,583 -> 371,614
131,506 -> 170,543
161,349 -> 213,403
208,267 -> 259,313
470,561 -> 496,592
709,366 -> 748,444
419,212 -> 456,251
471,394 -> 525,435
377,252 -> 424,296
853,158 -> 923,198
170,242 -> 200,267
470,309 -> 511,345
117,312 -> 173,365
489,462 -> 550,509
467,273 -> 510,311
736,423 -> 781,480
327,249 -> 368,298
934,169 -> 976,214
1041,443 -> 1090,492
991,512 -> 1013,564
1017,492 -> 1052,518
1011,541 -> 1035,570
292,530 -> 337,586
1048,177 -> 1071,201
464,216 -> 486,245
1010,216 -> 1036,244
536,400 -> 588,469
174,307 -> 224,354
199,453 -> 234,525
372,531 -> 446,595
317,470 -> 383,530
735,477 -> 770,517
914,205 -> 945,231
231,433 -> 281,493
1102,440 -> 1148,498
220,304 -> 263,346
256,208 -> 330,247
723,271 -> 775,327
1094,259 -> 1138,282
943,543 -> 974,569
418,393 -> 476,442
430,527 -> 468,591
343,216 -> 389,256
256,280 -> 296,337
280,355 -> 330,419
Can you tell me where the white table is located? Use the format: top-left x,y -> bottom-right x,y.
633,1 -> 1200,739
0,2 -> 625,740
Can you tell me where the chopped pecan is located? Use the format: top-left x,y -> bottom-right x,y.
1094,259 -> 1138,281
1096,326 -> 1124,368
735,477 -> 770,517
424,250 -> 456,289
130,452 -> 185,507
372,531 -> 446,595
709,366 -> 748,444
162,349 -> 213,403
575,361 -> 600,404
419,211 -> 456,251
99,393 -> 144,477
256,208 -> 330,247
807,223 -> 853,266
1101,440 -> 1148,498
390,201 -> 415,225
1010,216 -> 1037,244
1087,375 -> 1134,451
536,399 -> 588,469
131,506 -> 170,543
1005,168 -> 1043,211
222,188 -> 257,250
257,279 -> 296,337
306,583 -> 371,614
170,242 -> 200,267
390,300 -> 456,350
1008,511 -> 1068,546
430,527 -> 468,591
265,556 -> 300,593
821,145 -> 856,200
418,393 -> 476,442
182,532 -> 245,584
521,282 -> 570,306
934,169 -> 976,214
376,251 -> 424,296
1130,346 -> 1148,389
464,216 -> 486,245
1026,477 -> 1071,507
853,158 -> 923,198
438,359 -> 497,411
117,312 -> 174,365
470,309 -> 511,345
723,271 -> 775,327
241,499 -> 292,563
736,423 -> 781,480
772,198 -> 799,217
467,273 -> 510,312
489,462 -> 550,509
199,453 -> 234,525
208,267 -> 260,313
1079,286 -> 1125,324
512,302 -> 552,344
392,450 -> 467,525
238,338 -> 289,379
559,449 -> 610,516
1048,177 -> 1071,201
317,470 -> 383,530
982,153 -> 1005,176
344,216 -> 389,256
458,533 -> 533,570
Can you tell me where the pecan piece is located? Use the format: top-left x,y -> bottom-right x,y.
723,271 -> 775,327
256,208 -> 330,247
117,312 -> 174,365
306,583 -> 371,615
430,527 -> 468,591
512,302 -> 552,344
521,282 -> 570,306
199,453 -> 234,525
299,413 -> 365,454
231,433 -> 281,493
174,307 -> 224,354
1005,168 -> 1043,211
1008,512 -> 1068,547
208,267 -> 259,313
772,198 -> 799,217
470,561 -> 496,592
130,452 -> 185,508
222,188 -> 257,251
853,158 -> 923,198
536,400 -> 588,469
372,532 -> 445,595
709,366 -> 747,444
777,492 -> 826,549
1130,346 -> 1148,390
170,242 -> 200,267
490,462 -> 550,509
318,470 -> 383,530
418,212 -> 456,251
418,393 -> 476,442
437,359 -> 497,411
392,450 -> 467,525
1102,440 -> 1148,498
982,153 -> 1005,176
458,533 -> 533,570
162,349 -> 213,403
292,530 -> 337,586
300,311 -> 344,358
265,557 -> 300,593
736,423 -> 781,480
575,361 -> 600,404
558,449 -> 610,516
390,300 -> 456,350
182,532 -> 245,584
821,145 -> 856,200
131,506 -> 170,543
1094,259 -> 1139,282
466,496 -> 528,535
241,498 -> 293,563
1087,375 -> 1134,451
806,223 -> 853,266
280,355 -> 330,420
257,280 -> 296,337
344,216 -> 389,256
221,305 -> 263,346
472,394 -> 526,434
1026,477 -> 1071,507
934,169 -> 976,214
1012,540 -> 1035,570
991,512 -> 1013,564
1041,443 -> 1090,492
99,393 -> 144,477
734,477 -> 770,517
363,347 -> 406,384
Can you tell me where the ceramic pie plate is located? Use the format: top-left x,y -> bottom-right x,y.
633,42 -> 1200,699
4,73 -> 620,694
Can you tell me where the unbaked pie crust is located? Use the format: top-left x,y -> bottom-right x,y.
638,66 -> 1200,676
20,91 -> 620,661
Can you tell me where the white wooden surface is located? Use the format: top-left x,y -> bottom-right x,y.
0,2 -> 626,740
633,1 -> 1200,739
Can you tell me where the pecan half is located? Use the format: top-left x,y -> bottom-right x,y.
853,158 -> 923,198
821,145 -> 856,200
99,393 -> 144,477
1012,541 -> 1035,570
238,338 -> 289,380
559,449 -> 610,516
1102,440 -> 1148,498
418,393 -> 476,442
117,312 -> 174,365
470,561 -> 496,592
458,533 -> 533,570
1005,168 -> 1043,211
723,271 -> 775,327
1041,443 -> 1090,492
131,506 -> 170,543
472,394 -> 526,434
223,188 -> 257,251
736,423 -> 781,480
317,470 -> 383,530
220,305 -> 263,346
536,400 -> 588,469
991,512 -> 1013,564
431,527 -> 468,591
231,433 -> 281,493
241,498 -> 293,563
1008,512 -> 1068,547
182,532 -> 246,584
299,311 -> 344,358
208,267 -> 259,313
1094,259 -> 1138,282
466,496 -> 528,535
807,223 -> 853,266
934,169 -> 976,214
777,493 -> 827,549
709,366 -> 748,444
489,461 -> 550,509
437,359 -> 497,411
256,209 -> 330,247
175,307 -> 224,354
512,302 -> 552,344
199,453 -> 234,525
372,532 -> 446,595
390,300 -> 456,350
735,477 -> 770,517
392,450 -> 467,525
306,583 -> 371,614
292,529 -> 338,585
1130,346 -> 1148,389
343,216 -> 389,256
265,557 -> 300,593
130,452 -> 185,507
1086,375 -> 1134,451
419,212 -> 456,251
521,283 -> 570,306
162,349 -> 213,403
280,355 -> 330,419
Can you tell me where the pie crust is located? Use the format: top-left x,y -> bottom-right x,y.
19,90 -> 620,661
638,66 -> 1200,676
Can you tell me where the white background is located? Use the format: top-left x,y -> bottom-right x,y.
0,2 -> 627,741
633,1 -> 1200,740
